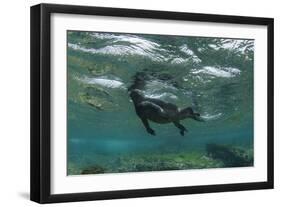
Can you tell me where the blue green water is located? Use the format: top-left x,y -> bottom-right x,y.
67,31 -> 254,175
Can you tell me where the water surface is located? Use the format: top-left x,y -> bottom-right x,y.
67,31 -> 254,175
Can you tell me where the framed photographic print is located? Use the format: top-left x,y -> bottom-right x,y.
30,3 -> 274,203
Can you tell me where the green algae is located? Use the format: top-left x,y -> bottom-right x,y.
66,31 -> 254,176
67,151 -> 225,175
206,143 -> 253,167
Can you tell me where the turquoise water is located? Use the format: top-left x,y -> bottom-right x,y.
67,31 -> 254,175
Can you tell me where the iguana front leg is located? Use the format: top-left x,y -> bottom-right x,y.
173,121 -> 188,136
141,118 -> 155,135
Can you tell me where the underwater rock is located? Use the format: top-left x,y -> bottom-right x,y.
87,63 -> 113,76
88,66 -> 110,76
68,151 -> 226,175
84,86 -> 111,99
135,161 -> 181,171
81,165 -> 106,174
206,143 -> 253,167
80,93 -> 104,110
79,86 -> 116,111
112,152 -> 225,173
67,163 -> 82,175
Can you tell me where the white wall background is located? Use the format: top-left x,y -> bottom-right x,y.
0,0 -> 279,206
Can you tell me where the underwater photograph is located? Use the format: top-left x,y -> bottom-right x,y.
67,31 -> 254,175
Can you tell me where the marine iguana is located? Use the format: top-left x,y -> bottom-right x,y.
129,72 -> 203,136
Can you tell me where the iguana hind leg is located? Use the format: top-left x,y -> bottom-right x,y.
173,121 -> 188,136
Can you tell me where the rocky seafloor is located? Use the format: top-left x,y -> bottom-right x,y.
67,144 -> 253,175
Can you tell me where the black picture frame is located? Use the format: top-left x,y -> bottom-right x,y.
30,3 -> 274,204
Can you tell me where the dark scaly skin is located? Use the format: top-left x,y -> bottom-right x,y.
130,89 -> 203,136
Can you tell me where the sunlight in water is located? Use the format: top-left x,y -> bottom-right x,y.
67,31 -> 254,175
